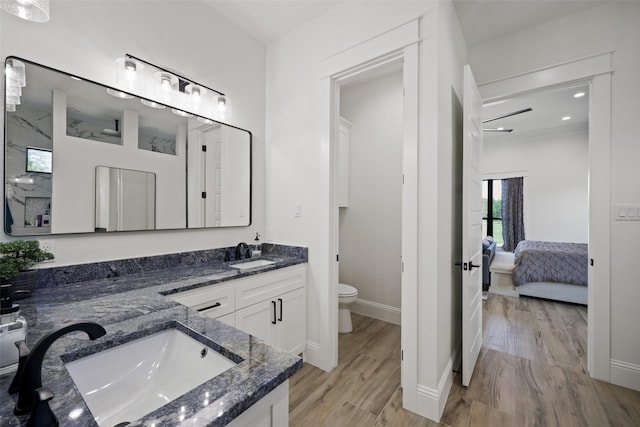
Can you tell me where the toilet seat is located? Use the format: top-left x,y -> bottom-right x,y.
338,283 -> 358,298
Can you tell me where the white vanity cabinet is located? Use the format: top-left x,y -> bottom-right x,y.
166,281 -> 236,327
167,264 -> 307,355
234,264 -> 307,355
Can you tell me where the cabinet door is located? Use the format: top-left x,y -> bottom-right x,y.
276,288 -> 306,355
235,299 -> 277,346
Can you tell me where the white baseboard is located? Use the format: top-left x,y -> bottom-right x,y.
351,298 -> 401,325
610,359 -> 640,392
488,285 -> 519,298
410,348 -> 457,422
305,340 -> 335,372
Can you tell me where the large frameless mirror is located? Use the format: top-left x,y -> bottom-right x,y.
4,57 -> 251,235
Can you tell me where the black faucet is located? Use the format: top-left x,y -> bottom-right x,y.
12,321 -> 107,415
235,242 -> 250,260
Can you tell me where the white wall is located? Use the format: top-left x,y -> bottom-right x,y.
0,1 -> 266,265
266,0 -> 468,419
483,127 -> 589,243
338,70 -> 403,312
469,1 -> 640,390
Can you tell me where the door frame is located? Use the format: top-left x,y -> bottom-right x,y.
319,18 -> 420,405
477,51 -> 613,381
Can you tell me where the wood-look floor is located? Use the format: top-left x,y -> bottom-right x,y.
289,295 -> 640,426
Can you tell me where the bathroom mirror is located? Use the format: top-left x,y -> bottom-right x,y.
4,57 -> 251,235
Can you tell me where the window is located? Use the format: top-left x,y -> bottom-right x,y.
482,179 -> 504,246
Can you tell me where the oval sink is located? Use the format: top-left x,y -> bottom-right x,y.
230,259 -> 276,270
65,328 -> 236,426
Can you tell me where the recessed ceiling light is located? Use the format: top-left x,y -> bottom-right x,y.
573,92 -> 585,98
562,116 -> 571,121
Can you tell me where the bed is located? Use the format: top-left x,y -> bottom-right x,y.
512,240 -> 588,305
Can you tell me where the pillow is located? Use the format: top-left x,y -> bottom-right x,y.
482,236 -> 494,251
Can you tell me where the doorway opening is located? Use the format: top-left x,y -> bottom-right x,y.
466,51 -> 613,383
335,60 -> 404,360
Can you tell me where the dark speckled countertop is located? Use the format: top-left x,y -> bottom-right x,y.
0,246 -> 306,426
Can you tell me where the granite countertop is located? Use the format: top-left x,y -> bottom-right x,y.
0,250 -> 306,426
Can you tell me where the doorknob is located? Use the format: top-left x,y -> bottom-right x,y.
469,262 -> 481,270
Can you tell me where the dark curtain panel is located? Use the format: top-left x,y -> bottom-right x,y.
501,177 -> 525,252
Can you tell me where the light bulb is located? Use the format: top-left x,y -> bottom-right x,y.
161,74 -> 172,91
217,96 -> 226,112
124,60 -> 137,72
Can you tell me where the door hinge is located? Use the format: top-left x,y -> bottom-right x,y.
336,254 -> 339,262
401,350 -> 403,361
401,262 -> 404,273
202,145 -> 207,152
201,192 -> 207,199
402,174 -> 405,184
590,258 -> 594,266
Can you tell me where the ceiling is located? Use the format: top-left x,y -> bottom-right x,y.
202,0 -> 608,47
453,0 -> 608,47
199,1 -> 597,137
482,83 -> 590,141
201,1 -> 340,44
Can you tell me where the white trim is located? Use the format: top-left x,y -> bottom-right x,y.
482,171 -> 528,181
319,19 -> 419,79
304,340 -> 322,368
478,50 -> 615,87
477,51 -> 613,383
322,18 -> 420,415
479,51 -> 614,102
610,359 -> 640,392
413,348 -> 457,422
351,298 -> 401,325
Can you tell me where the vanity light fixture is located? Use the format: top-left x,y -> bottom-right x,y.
106,88 -> 134,99
0,0 -> 49,23
5,58 -> 26,112
197,117 -> 214,125
140,99 -> 166,109
120,53 -> 230,118
124,59 -> 137,72
171,108 -> 193,118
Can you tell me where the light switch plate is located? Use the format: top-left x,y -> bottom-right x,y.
614,205 -> 640,221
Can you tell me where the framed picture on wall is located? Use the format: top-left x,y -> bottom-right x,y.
26,147 -> 52,173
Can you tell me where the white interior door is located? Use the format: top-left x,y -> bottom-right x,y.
461,65 -> 484,387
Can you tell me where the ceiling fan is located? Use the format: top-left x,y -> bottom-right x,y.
482,107 -> 532,133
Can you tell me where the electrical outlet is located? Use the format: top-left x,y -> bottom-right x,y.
39,240 -> 55,260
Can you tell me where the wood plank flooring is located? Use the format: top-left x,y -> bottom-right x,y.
289,295 -> 640,426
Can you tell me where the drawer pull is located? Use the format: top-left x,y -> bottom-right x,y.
278,298 -> 283,322
272,300 -> 277,324
197,302 -> 222,312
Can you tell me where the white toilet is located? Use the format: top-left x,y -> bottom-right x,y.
338,283 -> 358,333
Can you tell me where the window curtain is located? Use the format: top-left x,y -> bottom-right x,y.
501,177 -> 525,252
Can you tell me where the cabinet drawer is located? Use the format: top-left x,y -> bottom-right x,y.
167,283 -> 235,319
235,264 -> 307,309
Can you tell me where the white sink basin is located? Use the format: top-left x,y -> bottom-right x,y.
230,259 -> 276,270
65,328 -> 236,426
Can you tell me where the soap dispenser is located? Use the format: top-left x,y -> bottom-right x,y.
252,233 -> 262,258
0,284 -> 27,373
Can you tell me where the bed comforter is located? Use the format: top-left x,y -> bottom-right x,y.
512,240 -> 588,287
